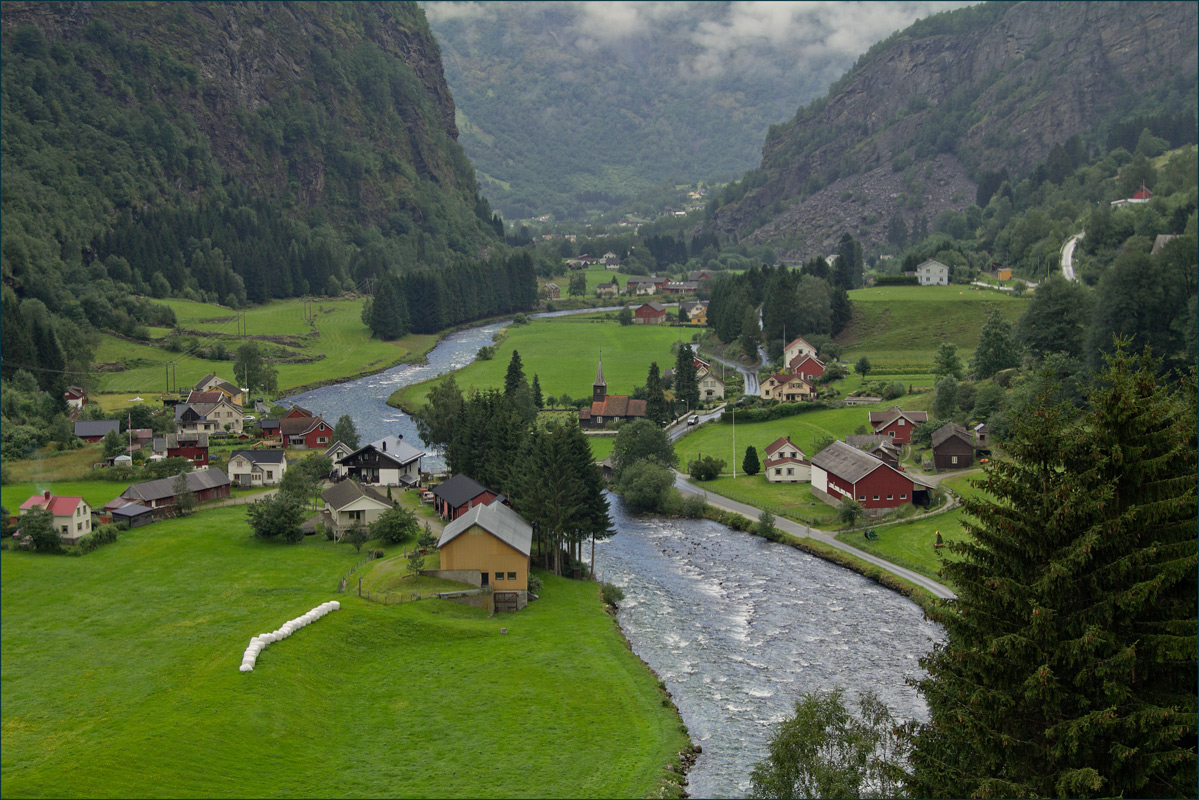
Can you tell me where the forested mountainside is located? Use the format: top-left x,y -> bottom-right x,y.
707,1 -> 1198,260
425,1 -> 955,224
1,1 -> 536,390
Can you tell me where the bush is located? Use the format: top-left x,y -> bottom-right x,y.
687,455 -> 725,481
679,492 -> 708,518
601,582 -> 625,607
476,345 -> 497,361
527,574 -> 543,594
718,400 -> 831,424
511,313 -> 530,325
77,524 -> 120,554
882,382 -> 906,400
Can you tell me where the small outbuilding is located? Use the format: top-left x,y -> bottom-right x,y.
436,500 -> 533,610
931,423 -> 976,470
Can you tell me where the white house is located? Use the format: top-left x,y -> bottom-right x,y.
227,450 -> 288,487
696,367 -> 725,401
763,436 -> 810,483
324,441 -> 356,479
915,259 -> 950,286
320,480 -> 393,535
783,336 -> 818,367
338,435 -> 426,487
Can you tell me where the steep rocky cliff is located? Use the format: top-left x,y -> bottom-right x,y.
709,1 -> 1198,260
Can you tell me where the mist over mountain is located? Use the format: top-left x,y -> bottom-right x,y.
425,0 -> 972,223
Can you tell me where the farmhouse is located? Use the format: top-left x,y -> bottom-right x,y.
118,467 -> 231,511
661,281 -> 698,295
915,259 -> 950,286
432,473 -> 501,521
579,360 -> 647,428
325,441 -> 356,478
679,301 -> 707,325
542,282 -> 561,300
634,302 -> 667,325
602,251 -> 620,268
844,434 -> 901,468
153,432 -> 210,466
75,419 -> 120,443
626,276 -> 661,296
931,422 -> 976,470
320,480 -> 392,535
596,281 -> 620,299
697,367 -> 725,401
339,435 -> 425,487
810,441 -> 932,514
763,436 -> 810,483
783,336 -> 818,367
868,406 -> 928,444
973,423 -> 991,453
227,450 -> 288,487
175,397 -> 244,434
279,413 -> 334,449
760,372 -> 815,402
64,386 -> 87,410
787,353 -> 825,381
19,491 -> 92,545
436,500 -> 533,610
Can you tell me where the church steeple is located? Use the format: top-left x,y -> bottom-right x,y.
592,359 -> 607,404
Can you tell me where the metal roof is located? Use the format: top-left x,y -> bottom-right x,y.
810,440 -> 888,484
345,435 -> 425,467
75,419 -> 120,438
230,449 -> 286,464
432,474 -> 491,509
438,500 -> 532,557
320,480 -> 390,511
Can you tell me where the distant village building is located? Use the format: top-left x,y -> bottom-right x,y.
435,500 -> 534,611
75,419 -> 120,443
661,280 -> 699,295
915,259 -> 950,286
339,435 -> 425,487
627,276 -> 661,296
320,480 -> 392,535
844,435 -> 901,468
432,474 -> 501,521
931,423 -> 977,470
1111,183 -> 1153,208
227,450 -> 288,487
579,360 -> 646,429
602,252 -> 621,269
153,432 -> 210,466
868,406 -> 928,444
697,367 -> 725,401
64,386 -> 87,410
810,441 -> 932,514
634,302 -> 668,325
783,336 -> 818,368
19,491 -> 92,545
542,282 -> 561,300
760,372 -> 815,402
788,353 -> 825,381
679,301 -> 708,325
596,281 -> 620,299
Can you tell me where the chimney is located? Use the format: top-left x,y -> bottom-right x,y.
44,490 -> 51,501
382,440 -> 387,451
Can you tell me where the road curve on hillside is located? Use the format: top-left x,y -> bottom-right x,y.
672,472 -> 957,601
1061,231 -> 1084,281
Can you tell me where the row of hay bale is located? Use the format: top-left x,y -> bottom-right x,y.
239,600 -> 340,672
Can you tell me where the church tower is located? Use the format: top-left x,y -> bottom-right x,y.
592,359 -> 607,404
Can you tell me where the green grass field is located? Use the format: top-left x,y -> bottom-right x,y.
95,298 -> 437,395
3,480 -> 134,512
833,472 -> 986,586
1,506 -> 689,798
397,316 -> 693,410
690,475 -> 837,526
838,284 -> 1028,371
543,264 -> 635,296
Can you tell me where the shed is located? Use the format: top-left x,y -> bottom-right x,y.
931,423 -> 976,470
436,501 -> 533,609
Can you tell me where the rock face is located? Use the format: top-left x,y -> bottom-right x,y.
711,1 -> 1198,261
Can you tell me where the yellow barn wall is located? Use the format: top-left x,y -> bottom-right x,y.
440,525 -> 529,591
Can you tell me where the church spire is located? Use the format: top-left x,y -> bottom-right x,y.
592,358 -> 607,404
594,359 -> 606,387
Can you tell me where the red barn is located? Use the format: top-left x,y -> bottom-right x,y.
634,302 -> 667,325
810,440 -> 931,513
868,406 -> 928,444
432,474 -> 500,521
154,432 -> 210,465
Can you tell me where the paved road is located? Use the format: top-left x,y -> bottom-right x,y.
1061,231 -> 1084,281
704,352 -> 760,396
671,471 -> 957,600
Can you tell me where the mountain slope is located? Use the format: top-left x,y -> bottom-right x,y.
708,1 -> 1198,260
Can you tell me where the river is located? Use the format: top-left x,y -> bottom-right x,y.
286,313 -> 943,798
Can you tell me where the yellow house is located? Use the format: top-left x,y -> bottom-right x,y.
761,372 -> 816,402
437,501 -> 533,607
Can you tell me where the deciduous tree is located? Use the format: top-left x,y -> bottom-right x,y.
333,414 -> 360,449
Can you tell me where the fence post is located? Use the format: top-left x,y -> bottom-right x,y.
358,577 -> 362,597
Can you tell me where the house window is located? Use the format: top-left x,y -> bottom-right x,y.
786,468 -> 794,476
873,495 -> 880,501
774,468 -> 782,476
887,494 -> 893,500
507,572 -> 516,580
317,437 -> 328,444
495,572 -> 504,581
898,419 -> 905,425
858,495 -> 866,501
77,522 -> 83,531
266,471 -> 273,480
888,431 -> 895,437
951,455 -> 958,464
900,493 -> 907,500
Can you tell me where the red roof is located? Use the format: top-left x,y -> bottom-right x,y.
1132,186 -> 1153,200
788,353 -> 825,373
587,395 -> 647,419
20,494 -> 84,516
764,436 -> 802,458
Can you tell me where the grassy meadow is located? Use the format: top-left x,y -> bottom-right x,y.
1,505 -> 689,798
94,297 -> 437,396
838,284 -> 1029,373
397,316 -> 693,410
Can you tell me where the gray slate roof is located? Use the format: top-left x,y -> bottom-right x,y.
230,449 -> 286,464
75,419 -> 120,438
320,480 -> 391,511
438,500 -> 533,556
121,467 -> 230,502
349,435 -> 425,467
432,474 -> 491,509
810,440 -> 888,484
931,422 -> 974,449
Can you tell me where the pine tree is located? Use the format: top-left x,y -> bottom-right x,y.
910,347 -> 1198,798
742,445 -> 760,477
644,362 -> 669,425
504,349 -> 527,397
675,344 -> 700,411
531,374 -> 544,409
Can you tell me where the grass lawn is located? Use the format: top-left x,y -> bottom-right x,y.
833,472 -> 987,587
95,298 -> 437,395
542,264 -> 636,297
2,480 -> 131,512
397,316 -> 693,410
838,284 -> 1028,371
692,475 -> 838,527
587,435 -> 616,462
2,446 -> 107,483
1,506 -> 689,798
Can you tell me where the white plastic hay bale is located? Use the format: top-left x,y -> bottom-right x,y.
331,601 -> 340,610
239,664 -> 253,672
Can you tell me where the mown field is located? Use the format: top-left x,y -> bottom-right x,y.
94,298 -> 437,396
397,316 -> 692,410
837,284 -> 1029,373
1,505 -> 689,798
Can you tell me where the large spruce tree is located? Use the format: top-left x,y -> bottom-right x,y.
674,343 -> 700,411
909,346 -> 1197,798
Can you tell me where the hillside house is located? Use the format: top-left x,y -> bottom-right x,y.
1111,183 -> 1153,207
325,441 -> 356,478
432,473 -> 501,521
191,374 -> 244,405
696,367 -> 725,401
763,436 -> 810,483
679,301 -> 707,325
761,372 -> 815,402
339,435 -> 425,487
227,450 -> 288,487
602,251 -> 620,269
687,270 -> 715,282
626,276 -> 662,296
931,423 -> 976,470
634,302 -> 667,325
787,353 -> 825,381
916,259 -> 950,286
320,480 -> 392,535
280,414 -> 333,449
844,435 -> 902,468
810,441 -> 932,514
75,419 -> 120,443
973,423 -> 991,453
579,360 -> 647,429
64,386 -> 87,410
153,432 -> 210,466
542,282 -> 561,300
175,397 -> 244,434
868,406 -> 928,444
783,336 -> 818,367
19,492 -> 92,545
596,281 -> 620,299
435,501 -> 533,610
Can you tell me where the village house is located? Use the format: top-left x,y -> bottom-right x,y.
191,373 -> 245,406
973,423 -> 991,454
844,434 -> 902,468
320,480 -> 392,535
679,301 -> 708,325
175,396 -> 244,434
578,360 -> 647,429
602,251 -> 621,269
115,467 -> 231,514
634,302 -> 668,325
868,406 -> 928,444
787,353 -> 825,381
432,473 -> 501,521
915,259 -> 950,286
338,435 -> 425,487
931,422 -> 976,470
661,280 -> 699,295
227,450 -> 288,487
760,372 -> 816,402
64,386 -> 87,410
697,367 -> 725,401
810,440 -> 932,514
1111,183 -> 1153,208
626,275 -> 661,296
75,419 -> 120,443
277,407 -> 333,449
435,500 -> 533,611
783,336 -> 818,368
595,281 -> 620,299
542,282 -> 561,300
324,441 -> 356,479
763,436 -> 810,483
19,491 -> 92,545
687,270 -> 715,283
153,432 -> 210,466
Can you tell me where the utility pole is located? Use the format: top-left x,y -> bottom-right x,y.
732,404 -> 736,478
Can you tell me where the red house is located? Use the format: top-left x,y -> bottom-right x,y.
868,406 -> 928,444
787,353 -> 825,381
154,433 -> 210,465
280,414 -> 333,449
634,302 -> 667,325
432,474 -> 500,521
810,440 -> 932,513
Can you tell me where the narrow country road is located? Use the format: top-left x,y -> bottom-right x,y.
671,471 -> 958,600
1061,231 -> 1084,281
